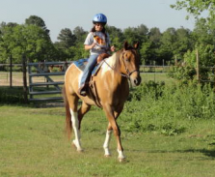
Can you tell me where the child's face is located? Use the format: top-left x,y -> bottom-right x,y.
94,23 -> 104,31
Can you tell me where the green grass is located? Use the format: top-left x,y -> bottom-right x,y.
1,105 -> 215,177
140,73 -> 177,85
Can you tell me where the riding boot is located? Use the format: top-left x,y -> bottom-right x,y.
78,84 -> 87,96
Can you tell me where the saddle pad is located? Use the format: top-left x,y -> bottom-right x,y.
73,58 -> 103,76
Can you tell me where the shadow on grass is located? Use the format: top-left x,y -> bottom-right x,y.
0,86 -> 65,107
126,148 -> 215,159
0,86 -> 26,105
181,149 -> 215,159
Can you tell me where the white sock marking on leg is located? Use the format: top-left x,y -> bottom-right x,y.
70,109 -> 82,151
103,130 -> 112,156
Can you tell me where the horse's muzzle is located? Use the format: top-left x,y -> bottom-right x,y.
130,72 -> 141,87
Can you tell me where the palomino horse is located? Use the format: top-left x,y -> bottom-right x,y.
63,41 -> 141,161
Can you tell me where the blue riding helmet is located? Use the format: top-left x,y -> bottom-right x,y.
92,13 -> 107,24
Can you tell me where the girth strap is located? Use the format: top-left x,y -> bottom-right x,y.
88,79 -> 103,108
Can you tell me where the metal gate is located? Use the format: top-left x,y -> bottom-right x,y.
28,61 -> 72,101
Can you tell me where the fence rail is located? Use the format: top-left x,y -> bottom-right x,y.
1,58 -> 215,103
27,61 -> 73,102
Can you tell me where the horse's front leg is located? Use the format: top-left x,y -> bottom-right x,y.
103,106 -> 125,162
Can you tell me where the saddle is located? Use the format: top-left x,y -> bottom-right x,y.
73,53 -> 110,75
97,53 -> 110,63
74,53 -> 110,104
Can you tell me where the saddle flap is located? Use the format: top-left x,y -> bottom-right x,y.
73,58 -> 104,76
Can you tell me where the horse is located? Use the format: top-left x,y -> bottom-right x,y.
63,41 -> 141,162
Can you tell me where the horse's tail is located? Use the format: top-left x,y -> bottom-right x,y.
62,86 -> 72,139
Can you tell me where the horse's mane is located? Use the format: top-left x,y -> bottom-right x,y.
101,44 -> 138,75
102,50 -> 122,74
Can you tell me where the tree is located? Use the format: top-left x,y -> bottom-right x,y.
158,28 -> 178,63
192,18 -> 214,46
171,0 -> 215,20
123,27 -> 141,44
171,0 -> 215,39
0,24 -> 55,63
149,27 -> 161,46
73,26 -> 87,41
175,27 -> 192,58
106,26 -> 123,50
136,24 -> 149,36
25,15 -> 50,35
139,41 -> 155,64
57,28 -> 76,48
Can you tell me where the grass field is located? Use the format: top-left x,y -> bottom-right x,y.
1,105 -> 215,177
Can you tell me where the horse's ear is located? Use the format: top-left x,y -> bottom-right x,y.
133,42 -> 139,49
124,41 -> 129,50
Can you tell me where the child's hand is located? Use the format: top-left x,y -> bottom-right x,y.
91,42 -> 97,49
110,46 -> 115,52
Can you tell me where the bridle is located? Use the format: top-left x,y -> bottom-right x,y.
103,50 -> 139,79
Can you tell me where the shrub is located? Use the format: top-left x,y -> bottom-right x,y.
121,81 -> 215,135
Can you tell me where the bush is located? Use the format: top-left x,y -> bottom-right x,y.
167,65 -> 196,82
120,81 -> 215,135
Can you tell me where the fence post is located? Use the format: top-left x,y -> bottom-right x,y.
174,55 -> 177,66
196,49 -> 200,82
9,55 -> 12,88
22,55 -> 28,104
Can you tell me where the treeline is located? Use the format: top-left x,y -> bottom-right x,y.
0,15 -> 215,67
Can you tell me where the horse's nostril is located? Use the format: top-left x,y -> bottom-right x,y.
134,79 -> 138,85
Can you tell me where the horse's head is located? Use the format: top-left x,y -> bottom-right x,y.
119,41 -> 141,86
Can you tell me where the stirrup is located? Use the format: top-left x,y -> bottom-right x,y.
78,85 -> 87,96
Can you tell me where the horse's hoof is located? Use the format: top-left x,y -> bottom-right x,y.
72,142 -> 83,152
77,149 -> 84,153
104,154 -> 111,158
118,157 -> 126,163
72,142 -> 76,148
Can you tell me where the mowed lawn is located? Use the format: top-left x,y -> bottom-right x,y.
1,105 -> 215,177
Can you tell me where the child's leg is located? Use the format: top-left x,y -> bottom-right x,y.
79,54 -> 99,95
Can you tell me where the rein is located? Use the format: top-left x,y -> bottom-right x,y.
103,51 -> 139,79
103,52 -> 139,88
103,59 -> 129,79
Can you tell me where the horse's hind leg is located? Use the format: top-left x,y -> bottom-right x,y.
67,94 -> 83,152
78,102 -> 91,130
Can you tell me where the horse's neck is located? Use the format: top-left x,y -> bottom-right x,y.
100,52 -> 121,73
99,53 -> 127,84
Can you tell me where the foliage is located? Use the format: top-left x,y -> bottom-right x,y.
25,15 -> 50,34
171,0 -> 215,22
122,81 -> 215,135
0,23 -> 55,63
168,42 -> 215,82
168,65 -> 196,81
0,12 -> 215,69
